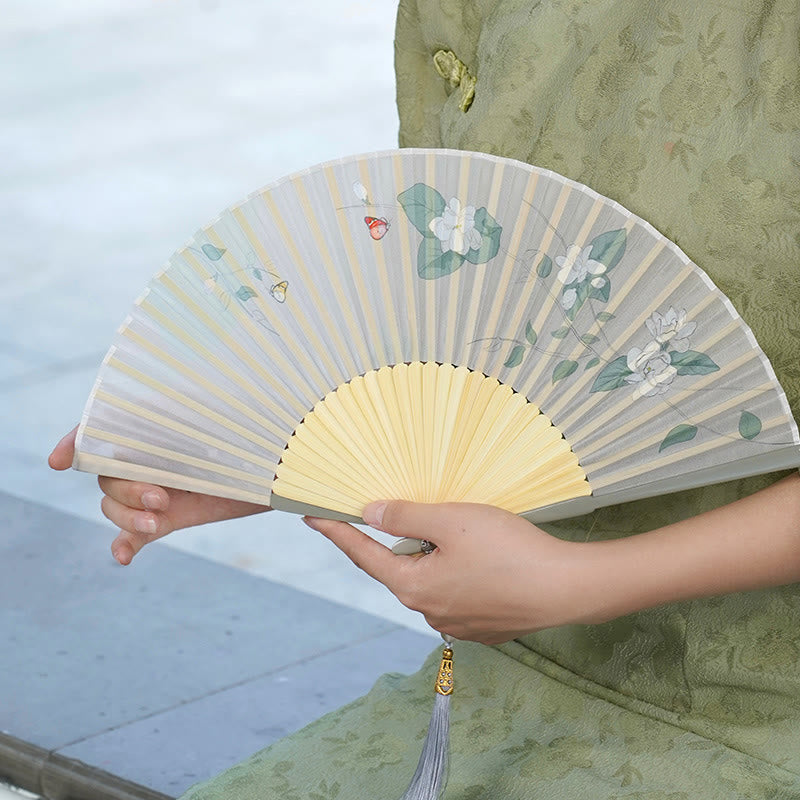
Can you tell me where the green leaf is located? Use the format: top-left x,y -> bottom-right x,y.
253,268 -> 262,280
536,254 -> 553,278
552,359 -> 579,383
590,355 -> 632,392
670,350 -> 720,376
587,277 -> 611,302
525,321 -> 537,346
236,285 -> 258,301
397,183 -> 446,236
551,327 -> 570,338
463,207 -> 502,265
596,311 -> 615,322
504,344 -> 526,368
588,229 -> 626,272
580,334 -> 600,345
659,424 -> 698,452
739,411 -> 762,440
202,243 -> 226,261
585,357 -> 600,370
416,237 -> 465,279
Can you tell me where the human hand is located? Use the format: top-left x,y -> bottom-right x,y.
49,426 -> 270,565
303,501 -> 598,644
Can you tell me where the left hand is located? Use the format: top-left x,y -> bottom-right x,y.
303,501 -> 596,644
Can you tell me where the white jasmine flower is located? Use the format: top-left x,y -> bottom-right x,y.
645,307 -> 696,352
555,244 -> 607,285
624,341 -> 677,396
429,197 -> 483,255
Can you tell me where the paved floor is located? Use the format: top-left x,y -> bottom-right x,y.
1,1 -> 439,797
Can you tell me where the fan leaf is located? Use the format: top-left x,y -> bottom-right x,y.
589,356 -> 632,392
552,359 -> 579,383
202,244 -> 226,261
659,424 -> 698,452
588,228 -> 626,271
536,254 -> 553,278
236,286 -> 258,301
670,350 -> 720,375
739,411 -> 762,440
416,238 -> 465,279
463,207 -> 502,264
504,345 -> 526,368
397,183 -> 446,236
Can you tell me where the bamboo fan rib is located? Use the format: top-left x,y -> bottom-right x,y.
74,149 -> 800,522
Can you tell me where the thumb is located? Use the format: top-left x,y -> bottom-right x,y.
362,499 -> 462,544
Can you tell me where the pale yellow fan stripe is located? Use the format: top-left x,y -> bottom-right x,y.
568,333 -> 757,451
138,298 -> 297,429
183,244 -> 328,397
590,414 -> 789,490
560,311 -> 744,441
504,194 -> 606,370
76,453 -> 270,505
323,165 -> 388,366
392,156 -> 419,361
375,365 -> 417,491
429,363 -> 460,502
261,188 -> 350,381
423,152 -> 438,357
82,427 -> 273,487
228,206 -> 333,386
442,155 -> 476,360
464,168 -> 539,363
107,355 -> 285,445
357,157 -> 404,361
587,380 -> 773,475
292,179 -> 366,374
93,389 -> 278,470
119,328 -> 292,437
157,270 -> 307,416
480,180 -> 573,374
520,214 -> 640,396
544,247 -> 712,426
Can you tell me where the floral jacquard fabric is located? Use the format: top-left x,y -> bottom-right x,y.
181,1 -> 800,798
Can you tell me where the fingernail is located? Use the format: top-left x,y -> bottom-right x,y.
142,491 -> 165,511
362,502 -> 387,528
136,515 -> 157,535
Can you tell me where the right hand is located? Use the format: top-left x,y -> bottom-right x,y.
49,426 -> 270,565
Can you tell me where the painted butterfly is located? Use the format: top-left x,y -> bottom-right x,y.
364,216 -> 390,241
270,280 -> 288,302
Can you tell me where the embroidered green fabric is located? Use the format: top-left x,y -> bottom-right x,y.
181,2 -> 800,797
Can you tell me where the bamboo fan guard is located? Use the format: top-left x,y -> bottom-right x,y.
73,148 -> 800,525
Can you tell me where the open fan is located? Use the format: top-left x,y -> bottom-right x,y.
73,148 -> 800,520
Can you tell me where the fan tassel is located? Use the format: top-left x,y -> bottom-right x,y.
398,639 -> 454,800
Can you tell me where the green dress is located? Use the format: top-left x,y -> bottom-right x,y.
182,2 -> 800,797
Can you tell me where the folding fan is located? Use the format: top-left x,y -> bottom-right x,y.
73,148 -> 800,523
72,148 -> 800,800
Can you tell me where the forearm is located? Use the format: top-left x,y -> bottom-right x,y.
578,472 -> 800,624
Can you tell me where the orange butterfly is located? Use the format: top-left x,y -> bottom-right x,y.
364,216 -> 390,241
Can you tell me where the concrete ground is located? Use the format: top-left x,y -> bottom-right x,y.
1,1 -> 437,797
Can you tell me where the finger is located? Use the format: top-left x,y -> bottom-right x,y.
100,494 -> 169,540
98,476 -> 169,512
48,425 -> 78,470
110,529 -> 158,566
362,500 -> 479,544
303,516 -> 402,589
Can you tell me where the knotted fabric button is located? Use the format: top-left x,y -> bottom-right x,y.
433,49 -> 476,112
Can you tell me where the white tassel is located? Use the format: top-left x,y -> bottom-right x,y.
399,639 -> 454,800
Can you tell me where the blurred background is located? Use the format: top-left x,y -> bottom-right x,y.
0,0 -> 431,635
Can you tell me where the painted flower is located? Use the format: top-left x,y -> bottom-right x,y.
429,197 -> 482,255
645,307 -> 696,352
561,287 -> 578,310
624,341 -> 677,396
555,244 -> 607,285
